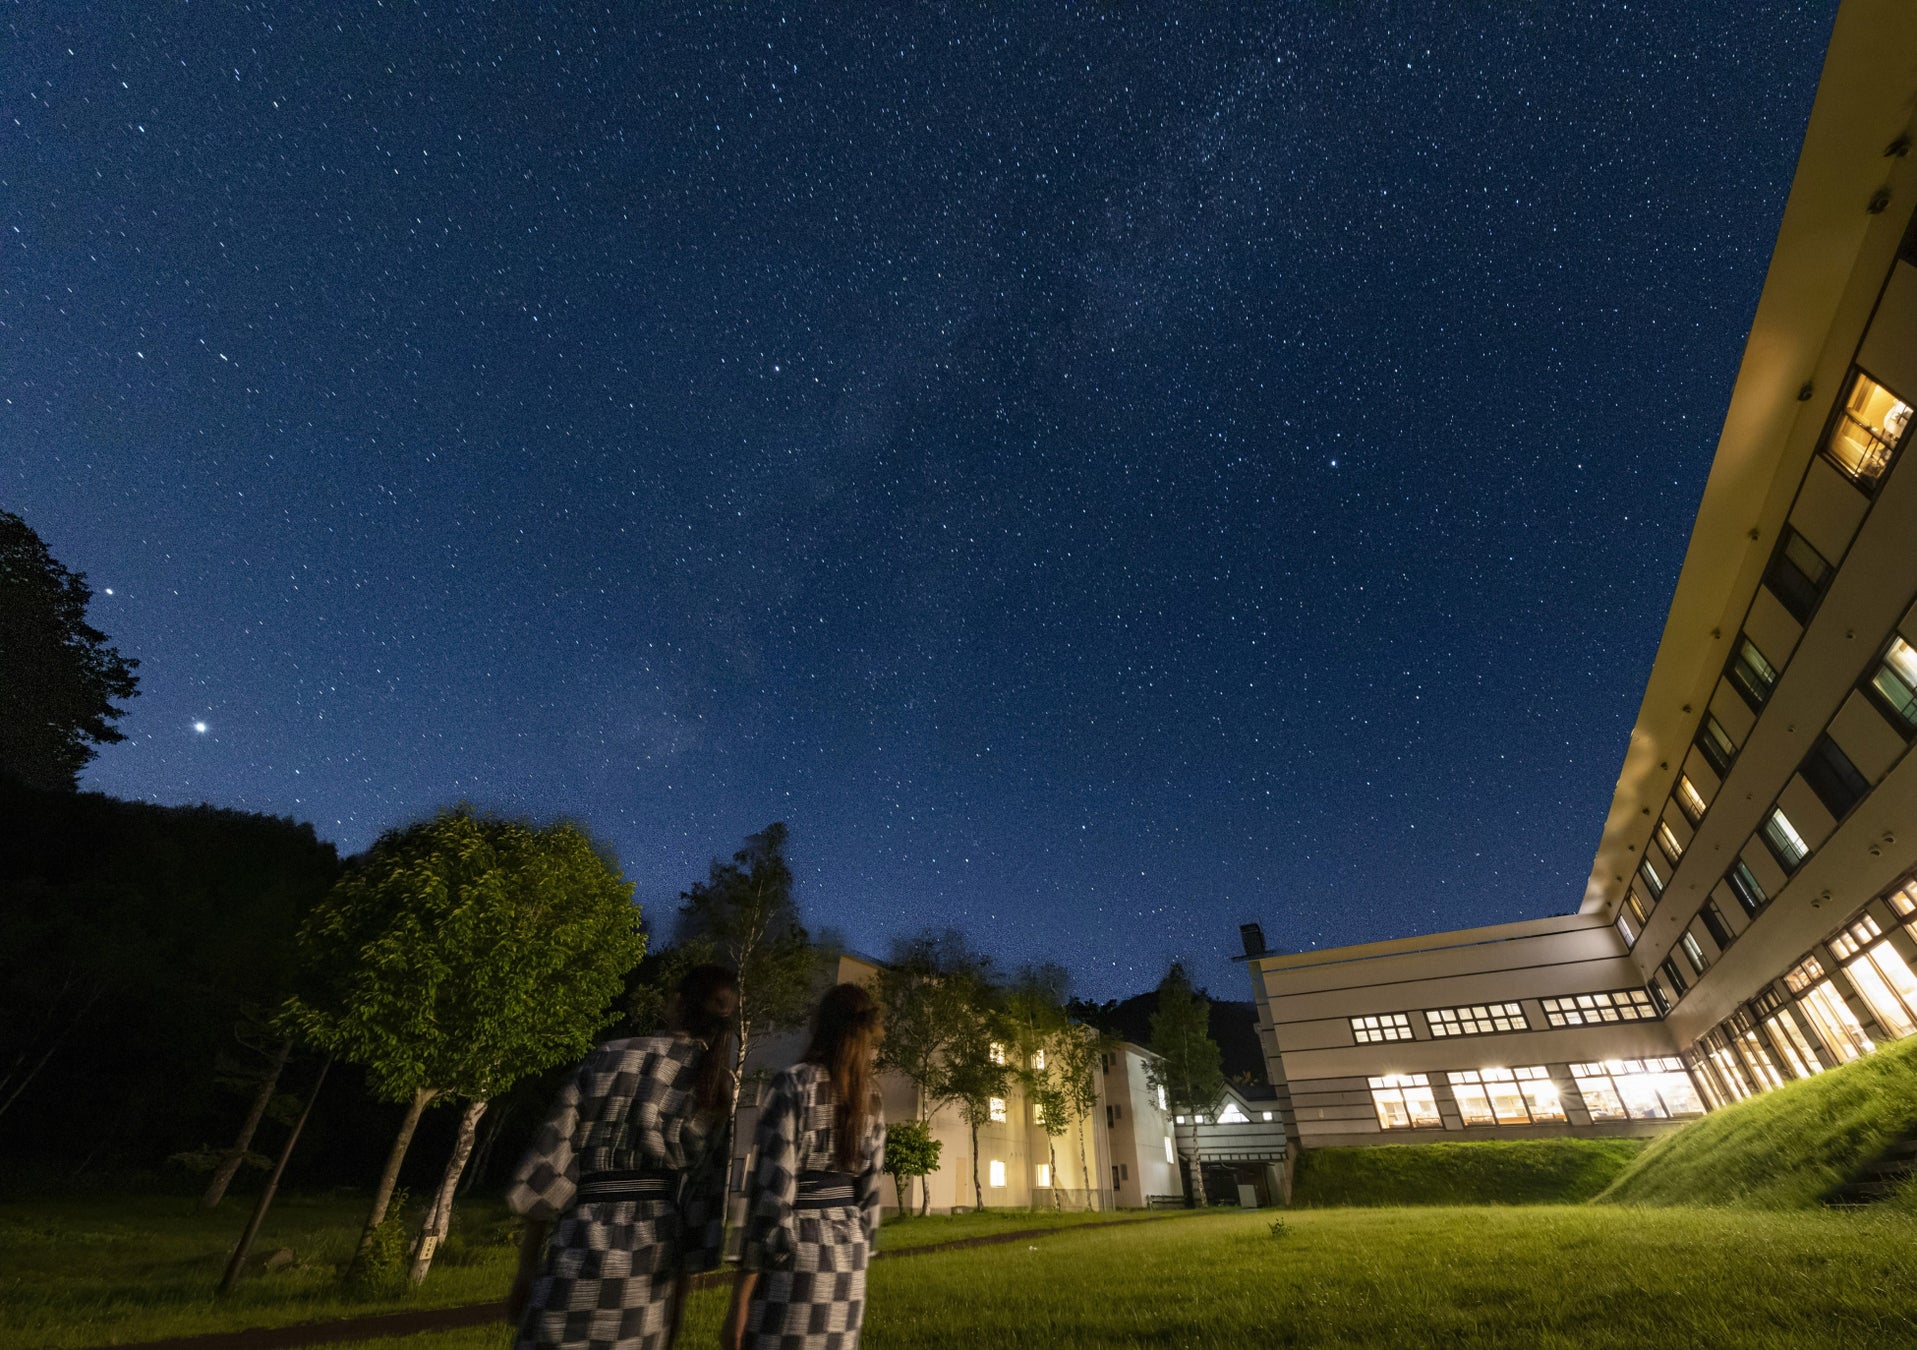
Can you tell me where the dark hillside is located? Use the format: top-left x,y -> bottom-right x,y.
1071,989 -> 1268,1086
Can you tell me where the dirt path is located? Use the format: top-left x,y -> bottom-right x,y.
88,1215 -> 1178,1350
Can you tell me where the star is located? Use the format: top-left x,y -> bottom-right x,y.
193,722 -> 208,734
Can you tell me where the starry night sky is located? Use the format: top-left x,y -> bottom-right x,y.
6,3 -> 1841,999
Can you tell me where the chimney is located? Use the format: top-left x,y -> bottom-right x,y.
1239,922 -> 1267,958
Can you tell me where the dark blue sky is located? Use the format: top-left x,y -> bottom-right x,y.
6,2 -> 1839,999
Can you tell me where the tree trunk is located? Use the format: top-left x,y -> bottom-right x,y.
350,1086 -> 438,1274
459,1102 -> 511,1199
1048,1140 -> 1061,1211
202,1038 -> 293,1209
969,1120 -> 983,1210
1182,1121 -> 1206,1208
218,1056 -> 331,1296
1076,1117 -> 1092,1211
408,1098 -> 488,1285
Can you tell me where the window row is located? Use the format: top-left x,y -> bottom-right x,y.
1367,1060 -> 1703,1130
1619,365 -> 1917,970
1689,879 -> 1917,1105
1354,991 -> 1662,1044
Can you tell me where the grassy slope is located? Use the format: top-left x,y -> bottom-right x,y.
308,1206 -> 1917,1350
0,1197 -> 1168,1350
1293,1138 -> 1644,1207
1598,1033 -> 1917,1209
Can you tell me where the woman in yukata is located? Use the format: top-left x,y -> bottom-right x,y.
724,982 -> 887,1350
505,963 -> 739,1350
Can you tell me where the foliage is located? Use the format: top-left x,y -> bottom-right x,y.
0,782 -> 338,1168
1143,963 -> 1224,1117
345,1190 -> 412,1298
1292,1139 -> 1645,1208
676,822 -> 820,1115
883,1119 -> 943,1200
1598,1032 -> 1917,1209
876,929 -> 996,1120
282,807 -> 643,1105
0,511 -> 139,792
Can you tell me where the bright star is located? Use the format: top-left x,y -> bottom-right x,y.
193,722 -> 208,734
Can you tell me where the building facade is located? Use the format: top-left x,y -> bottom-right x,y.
1243,0 -> 1917,1151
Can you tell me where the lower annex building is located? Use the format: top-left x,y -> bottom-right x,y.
1241,0 -> 1917,1150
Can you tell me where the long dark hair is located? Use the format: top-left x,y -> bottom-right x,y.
802,982 -> 884,1170
672,964 -> 740,1117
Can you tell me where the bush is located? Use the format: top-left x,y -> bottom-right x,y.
1292,1138 -> 1645,1207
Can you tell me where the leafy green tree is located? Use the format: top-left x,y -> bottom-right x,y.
881,1119 -> 942,1215
677,822 -> 820,1133
281,807 -> 644,1281
875,930 -> 995,1212
1145,962 -> 1224,1207
0,511 -> 138,791
943,982 -> 1012,1211
1054,1021 -> 1111,1203
1004,965 -> 1072,1208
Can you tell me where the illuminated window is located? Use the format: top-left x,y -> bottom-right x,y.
1821,368 -> 1911,490
1351,1013 -> 1413,1044
1837,930 -> 1917,1039
1764,526 -> 1833,625
1540,989 -> 1658,1027
1032,1100 -> 1045,1125
1156,1085 -> 1168,1111
1032,1049 -> 1046,1071
1762,807 -> 1810,872
1765,1010 -> 1822,1078
1367,1074 -> 1441,1130
1734,1024 -> 1785,1092
1784,954 -> 1825,993
1681,931 -> 1709,977
1868,637 -> 1917,735
1696,714 -> 1739,777
1163,1136 -> 1175,1164
1448,1067 -> 1564,1125
1035,1163 -> 1051,1188
1217,1102 -> 1248,1123
1617,912 -> 1639,945
1262,1111 -> 1274,1121
1570,1059 -> 1705,1121
1889,877 -> 1917,920
1800,736 -> 1870,821
1729,636 -> 1780,711
1426,1003 -> 1528,1036
988,1042 -> 1006,1066
989,1097 -> 1007,1123
1675,775 -> 1708,825
1656,820 -> 1685,864
988,1159 -> 1006,1188
1796,980 -> 1874,1063
1639,855 -> 1667,899
1627,890 -> 1652,927
1728,860 -> 1768,917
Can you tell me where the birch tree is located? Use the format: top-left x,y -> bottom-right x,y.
1144,963 -> 1224,1208
676,823 -> 819,1150
282,807 -> 644,1283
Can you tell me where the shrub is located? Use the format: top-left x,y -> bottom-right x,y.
1293,1138 -> 1644,1207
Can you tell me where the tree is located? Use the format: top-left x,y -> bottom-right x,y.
875,930 -> 996,1213
1004,965 -> 1071,1208
881,1119 -> 942,1216
281,807 -> 644,1282
1053,1021 -> 1111,1206
0,511 -> 138,791
676,822 -> 820,1146
1145,963 -> 1224,1208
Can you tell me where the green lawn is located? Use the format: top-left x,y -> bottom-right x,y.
294,1204 -> 1917,1350
0,1194 -> 1168,1350
1293,1137 -> 1645,1207
1599,1033 -> 1917,1209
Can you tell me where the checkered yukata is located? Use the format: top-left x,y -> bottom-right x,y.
739,1061 -> 886,1350
505,1034 -> 728,1350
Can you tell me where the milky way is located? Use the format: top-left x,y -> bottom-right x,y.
4,3 -> 1840,997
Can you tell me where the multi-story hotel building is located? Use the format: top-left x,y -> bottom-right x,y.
1242,0 -> 1917,1151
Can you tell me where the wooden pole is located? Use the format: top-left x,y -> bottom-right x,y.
218,1055 -> 332,1296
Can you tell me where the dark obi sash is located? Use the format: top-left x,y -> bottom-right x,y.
794,1170 -> 857,1210
575,1168 -> 680,1205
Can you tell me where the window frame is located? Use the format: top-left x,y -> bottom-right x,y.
1727,859 -> 1769,917
1799,734 -> 1870,822
1727,635 -> 1780,711
1863,634 -> 1917,739
1817,366 -> 1912,494
1696,713 -> 1739,777
1761,806 -> 1811,873
1762,525 -> 1834,625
